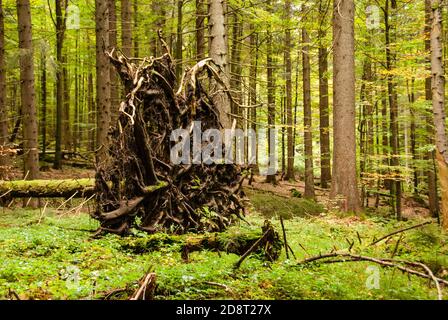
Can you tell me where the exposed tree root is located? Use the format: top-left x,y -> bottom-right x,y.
93,46 -> 246,235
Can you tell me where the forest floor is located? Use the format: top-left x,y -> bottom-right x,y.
0,170 -> 447,299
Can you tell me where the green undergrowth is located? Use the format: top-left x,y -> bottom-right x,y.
0,191 -> 447,300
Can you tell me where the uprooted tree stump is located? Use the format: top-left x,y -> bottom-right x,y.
92,45 -> 246,236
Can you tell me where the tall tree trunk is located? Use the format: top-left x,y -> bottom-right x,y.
62,53 -> 71,151
196,0 -> 205,61
133,0 -> 139,57
209,0 -> 230,129
16,0 -> 39,199
425,0 -> 439,218
330,0 -> 360,212
121,0 -> 132,57
0,0 -> 8,178
318,0 -> 331,188
95,0 -> 111,164
302,28 -> 315,199
384,0 -> 401,219
40,46 -> 47,157
53,0 -> 67,169
249,27 -> 259,173
265,0 -> 276,184
175,0 -> 183,80
109,0 -> 119,123
430,0 -> 448,229
150,2 -> 166,56
284,0 -> 294,181
230,11 -> 242,127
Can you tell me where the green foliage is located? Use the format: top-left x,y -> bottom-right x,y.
246,189 -> 325,219
1,191 -> 446,300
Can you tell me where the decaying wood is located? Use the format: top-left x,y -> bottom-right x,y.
0,179 -> 95,198
298,251 -> 448,297
0,179 -> 168,199
92,41 -> 247,235
233,221 -> 280,269
370,221 -> 433,245
121,223 -> 282,261
130,272 -> 156,300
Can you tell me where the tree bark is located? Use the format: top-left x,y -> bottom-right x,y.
196,0 -> 206,61
284,0 -> 295,181
302,28 -> 315,200
175,0 -> 183,80
318,0 -> 331,189
330,0 -> 360,212
430,0 -> 448,229
53,0 -> 67,169
109,0 -> 119,123
384,0 -> 401,219
230,11 -> 242,127
0,0 -> 8,178
95,0 -> 111,164
265,0 -> 276,184
425,0 -> 439,218
121,0 -> 132,57
209,0 -> 230,129
17,0 -> 39,182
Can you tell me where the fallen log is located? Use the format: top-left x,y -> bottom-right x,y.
120,223 -> 282,262
0,179 -> 168,199
0,179 -> 95,198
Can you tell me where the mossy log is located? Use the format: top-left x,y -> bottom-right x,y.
0,179 -> 168,198
120,222 -> 282,262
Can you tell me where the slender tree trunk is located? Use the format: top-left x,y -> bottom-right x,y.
265,0 -> 276,184
16,0 -> 39,203
87,72 -> 95,152
425,0 -> 439,218
150,2 -> 166,56
330,0 -> 360,212
230,11 -> 242,127
284,0 -> 294,181
0,0 -> 8,178
196,0 -> 205,61
121,0 -> 132,57
175,0 -> 183,80
95,0 -> 111,164
384,0 -> 401,219
109,0 -> 119,123
40,47 -> 47,157
249,28 -> 259,173
318,0 -> 331,188
133,0 -> 139,57
302,28 -> 315,199
407,78 -> 418,194
63,53 -> 71,151
209,0 -> 230,129
430,0 -> 448,229
54,0 -> 67,169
